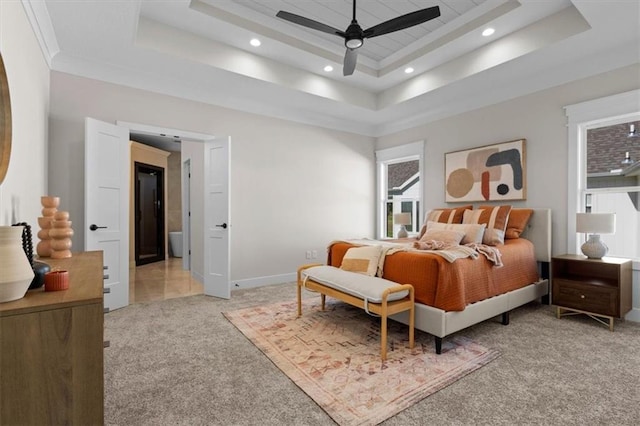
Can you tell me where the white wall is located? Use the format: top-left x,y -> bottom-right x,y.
48,71 -> 376,285
0,2 -> 50,226
377,64 -> 640,257
377,63 -> 640,321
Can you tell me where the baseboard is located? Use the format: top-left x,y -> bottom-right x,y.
232,273 -> 296,290
192,270 -> 204,284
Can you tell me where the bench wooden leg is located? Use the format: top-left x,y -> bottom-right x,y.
409,302 -> 415,350
381,314 -> 388,361
321,294 -> 326,311
297,280 -> 302,317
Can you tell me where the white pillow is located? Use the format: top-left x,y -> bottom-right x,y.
419,228 -> 465,246
340,245 -> 382,277
426,221 -> 486,245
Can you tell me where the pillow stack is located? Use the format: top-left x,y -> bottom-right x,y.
416,204 -> 532,246
462,205 -> 512,245
419,205 -> 472,238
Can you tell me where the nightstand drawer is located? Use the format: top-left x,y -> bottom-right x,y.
553,279 -> 618,317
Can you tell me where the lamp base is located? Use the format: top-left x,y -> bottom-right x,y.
581,234 -> 608,259
397,225 -> 408,239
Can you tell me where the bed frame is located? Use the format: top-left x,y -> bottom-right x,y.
390,208 -> 552,354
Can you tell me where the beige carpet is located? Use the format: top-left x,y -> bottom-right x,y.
224,298 -> 499,426
104,282 -> 640,425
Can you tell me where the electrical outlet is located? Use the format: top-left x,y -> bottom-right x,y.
305,250 -> 312,259
311,250 -> 318,259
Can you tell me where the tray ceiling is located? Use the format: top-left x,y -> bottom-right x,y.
23,0 -> 640,136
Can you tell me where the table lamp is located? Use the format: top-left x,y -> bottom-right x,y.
394,213 -> 412,238
576,213 -> 616,259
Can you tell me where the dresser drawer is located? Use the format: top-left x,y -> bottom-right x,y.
553,279 -> 619,317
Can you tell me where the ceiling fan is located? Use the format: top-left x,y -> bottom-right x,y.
276,0 -> 441,76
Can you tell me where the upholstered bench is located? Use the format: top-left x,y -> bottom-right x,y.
297,264 -> 415,361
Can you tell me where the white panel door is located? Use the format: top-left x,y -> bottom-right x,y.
203,138 -> 230,299
85,118 -> 130,310
182,158 -> 191,271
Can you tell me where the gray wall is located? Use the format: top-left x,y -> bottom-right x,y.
377,63 -> 640,258
48,71 -> 376,284
0,2 -> 50,227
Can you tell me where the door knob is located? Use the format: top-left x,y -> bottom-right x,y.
215,223 -> 228,229
90,224 -> 107,231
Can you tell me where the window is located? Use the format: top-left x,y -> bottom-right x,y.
566,90 -> 640,261
583,121 -> 640,258
376,142 -> 423,239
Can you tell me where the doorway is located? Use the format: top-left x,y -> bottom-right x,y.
135,162 -> 165,266
117,120 -> 231,301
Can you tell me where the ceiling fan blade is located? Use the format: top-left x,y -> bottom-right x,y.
343,48 -> 358,76
363,6 -> 440,39
276,11 -> 346,38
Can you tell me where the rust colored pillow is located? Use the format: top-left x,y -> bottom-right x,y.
462,205 -> 512,245
419,205 -> 472,238
505,208 -> 533,239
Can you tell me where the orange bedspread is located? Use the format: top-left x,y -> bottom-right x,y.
328,239 -> 540,312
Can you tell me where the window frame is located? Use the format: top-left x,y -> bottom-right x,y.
565,89 -> 640,260
375,141 -> 424,239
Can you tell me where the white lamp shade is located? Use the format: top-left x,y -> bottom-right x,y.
394,212 -> 412,225
576,213 -> 616,234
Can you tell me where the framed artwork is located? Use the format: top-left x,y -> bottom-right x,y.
445,139 -> 526,202
0,53 -> 11,185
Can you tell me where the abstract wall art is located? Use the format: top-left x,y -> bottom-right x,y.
445,139 -> 526,202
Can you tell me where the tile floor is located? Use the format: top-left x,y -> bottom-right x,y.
129,257 -> 203,304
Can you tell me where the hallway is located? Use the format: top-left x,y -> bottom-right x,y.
129,258 -> 203,304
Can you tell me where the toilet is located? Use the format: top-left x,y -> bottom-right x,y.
168,232 -> 183,258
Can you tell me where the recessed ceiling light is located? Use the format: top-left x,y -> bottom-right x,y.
250,38 -> 261,47
324,65 -> 334,72
482,28 -> 495,37
404,67 -> 414,74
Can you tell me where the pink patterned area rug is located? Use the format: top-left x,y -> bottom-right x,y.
224,298 -> 500,426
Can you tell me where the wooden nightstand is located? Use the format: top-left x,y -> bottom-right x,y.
551,254 -> 632,331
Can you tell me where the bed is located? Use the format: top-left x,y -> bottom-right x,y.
326,208 -> 551,353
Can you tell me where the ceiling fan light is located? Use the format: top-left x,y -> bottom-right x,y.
345,38 -> 363,49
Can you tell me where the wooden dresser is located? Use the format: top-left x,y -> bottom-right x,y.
0,251 -> 104,425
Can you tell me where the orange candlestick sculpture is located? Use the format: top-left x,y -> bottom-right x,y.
50,210 -> 73,259
36,196 -> 59,257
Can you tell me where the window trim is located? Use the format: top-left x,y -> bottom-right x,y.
565,89 -> 640,259
375,141 -> 424,239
